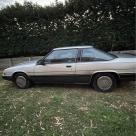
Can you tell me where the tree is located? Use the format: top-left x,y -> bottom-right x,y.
0,0 -> 135,58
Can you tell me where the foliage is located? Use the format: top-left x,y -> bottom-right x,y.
0,0 -> 135,58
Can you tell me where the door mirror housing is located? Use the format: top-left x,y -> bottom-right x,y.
37,59 -> 45,65
37,59 -> 50,65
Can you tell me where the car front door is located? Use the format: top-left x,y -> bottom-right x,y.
33,49 -> 78,83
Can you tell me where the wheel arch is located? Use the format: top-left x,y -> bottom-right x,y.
12,71 -> 29,81
90,71 -> 120,85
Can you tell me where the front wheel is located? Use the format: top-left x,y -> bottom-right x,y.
14,73 -> 31,89
92,73 -> 117,92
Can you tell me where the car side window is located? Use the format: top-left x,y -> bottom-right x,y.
81,48 -> 113,62
45,49 -> 78,63
81,48 -> 94,62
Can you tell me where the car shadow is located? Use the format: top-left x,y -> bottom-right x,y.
32,81 -> 136,92
6,79 -> 135,93
34,83 -> 91,89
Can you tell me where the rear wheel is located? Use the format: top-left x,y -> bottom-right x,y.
14,73 -> 30,89
92,73 -> 117,92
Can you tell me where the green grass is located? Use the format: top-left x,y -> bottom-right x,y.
0,75 -> 136,136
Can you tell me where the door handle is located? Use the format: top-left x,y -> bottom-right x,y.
66,65 -> 72,68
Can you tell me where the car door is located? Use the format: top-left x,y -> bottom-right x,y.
33,49 -> 78,83
75,48 -> 94,83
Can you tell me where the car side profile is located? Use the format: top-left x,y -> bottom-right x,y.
2,46 -> 136,92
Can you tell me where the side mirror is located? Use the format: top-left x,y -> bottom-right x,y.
36,59 -> 45,65
37,59 -> 50,65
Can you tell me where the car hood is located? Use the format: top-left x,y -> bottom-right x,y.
15,60 -> 38,66
3,60 -> 38,77
5,60 -> 37,71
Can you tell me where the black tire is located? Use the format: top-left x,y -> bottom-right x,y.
14,73 -> 31,89
92,73 -> 117,92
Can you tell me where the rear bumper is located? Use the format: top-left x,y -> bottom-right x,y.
119,73 -> 136,81
2,76 -> 12,81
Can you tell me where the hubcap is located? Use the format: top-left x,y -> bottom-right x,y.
16,76 -> 26,88
97,76 -> 112,91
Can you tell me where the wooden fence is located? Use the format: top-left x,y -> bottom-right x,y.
0,56 -> 42,70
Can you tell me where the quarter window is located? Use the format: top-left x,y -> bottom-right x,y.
45,49 -> 78,63
81,49 -> 94,62
81,48 -> 114,62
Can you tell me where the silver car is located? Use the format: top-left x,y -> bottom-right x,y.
2,46 -> 136,92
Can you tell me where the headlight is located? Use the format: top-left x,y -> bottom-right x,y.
2,70 -> 6,76
2,69 -> 10,76
3,72 -> 5,76
2,68 -> 13,77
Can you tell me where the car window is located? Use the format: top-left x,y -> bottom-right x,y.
81,48 -> 114,62
45,49 -> 78,63
81,49 -> 94,62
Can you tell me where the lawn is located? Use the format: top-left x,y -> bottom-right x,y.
0,75 -> 135,136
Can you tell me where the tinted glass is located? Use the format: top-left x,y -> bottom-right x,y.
45,49 -> 77,63
81,48 -> 115,62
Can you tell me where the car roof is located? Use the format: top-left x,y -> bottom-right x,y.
53,45 -> 93,50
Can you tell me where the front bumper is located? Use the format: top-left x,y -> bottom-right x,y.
2,76 -> 12,81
